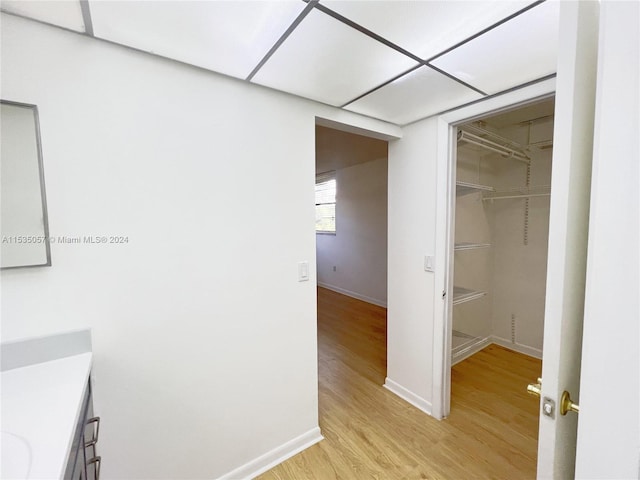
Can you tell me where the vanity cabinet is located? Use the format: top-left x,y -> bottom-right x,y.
64,379 -> 101,480
1,331 -> 95,479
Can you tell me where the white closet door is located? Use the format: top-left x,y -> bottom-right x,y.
536,1 -> 599,477
574,2 -> 639,478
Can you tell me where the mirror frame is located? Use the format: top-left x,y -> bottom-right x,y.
1,99 -> 52,269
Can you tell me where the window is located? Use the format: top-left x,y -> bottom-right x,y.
315,171 -> 336,233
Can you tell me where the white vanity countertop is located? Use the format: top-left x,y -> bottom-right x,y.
1,352 -> 93,479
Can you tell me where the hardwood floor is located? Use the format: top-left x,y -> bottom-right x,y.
258,288 -> 542,479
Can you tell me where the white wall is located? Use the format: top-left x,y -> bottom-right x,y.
316,157 -> 388,306
0,14 -> 400,479
385,118 -> 437,413
485,119 -> 553,357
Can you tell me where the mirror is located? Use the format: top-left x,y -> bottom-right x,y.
1,100 -> 51,269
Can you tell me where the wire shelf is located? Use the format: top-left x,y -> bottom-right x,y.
456,181 -> 495,197
483,185 -> 551,201
452,286 -> 486,306
458,129 -> 530,164
455,242 -> 491,251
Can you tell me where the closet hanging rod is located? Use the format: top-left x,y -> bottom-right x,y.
463,123 -> 527,151
457,131 -> 530,164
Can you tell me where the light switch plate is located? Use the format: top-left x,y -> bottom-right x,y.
298,261 -> 309,282
424,255 -> 435,272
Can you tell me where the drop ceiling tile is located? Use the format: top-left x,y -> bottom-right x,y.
431,1 -> 560,95
320,0 -> 532,60
344,66 -> 483,125
1,0 -> 85,32
251,8 -> 419,107
88,0 -> 306,80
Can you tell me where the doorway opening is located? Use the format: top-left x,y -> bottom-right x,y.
314,123 -> 389,434
448,97 -> 555,473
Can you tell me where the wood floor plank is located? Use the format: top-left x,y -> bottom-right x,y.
257,288 -> 542,480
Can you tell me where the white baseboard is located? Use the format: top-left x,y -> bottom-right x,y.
383,378 -> 432,416
217,427 -> 323,480
317,282 -> 387,308
491,335 -> 542,359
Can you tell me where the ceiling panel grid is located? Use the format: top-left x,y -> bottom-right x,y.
0,0 -> 561,126
251,7 -> 419,107
88,0 -> 307,80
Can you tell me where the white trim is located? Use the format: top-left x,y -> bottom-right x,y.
431,116 -> 456,420
217,427 -> 323,480
491,336 -> 543,359
383,378 -> 432,416
439,79 -> 557,126
315,116 -> 402,141
317,282 -> 387,308
432,77 -> 557,421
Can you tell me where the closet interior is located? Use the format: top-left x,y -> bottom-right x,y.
452,98 -> 555,364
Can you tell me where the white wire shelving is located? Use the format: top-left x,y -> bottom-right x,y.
454,242 -> 491,251
482,185 -> 551,201
457,127 -> 530,164
452,286 -> 486,306
456,181 -> 495,196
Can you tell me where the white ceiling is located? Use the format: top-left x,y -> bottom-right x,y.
1,0 -> 85,32
430,0 -> 560,95
345,65 -> 484,125
88,1 -> 307,80
0,0 -> 560,126
252,8 -> 418,106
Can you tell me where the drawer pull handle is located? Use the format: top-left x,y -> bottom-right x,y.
87,456 -> 101,480
85,417 -> 100,448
